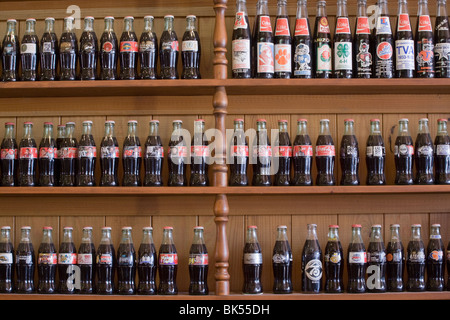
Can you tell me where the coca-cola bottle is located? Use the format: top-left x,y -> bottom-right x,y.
386,224 -> 405,292
189,226 -> 209,295
434,0 -> 450,78
366,119 -> 386,185
242,226 -> 263,294
168,120 -> 187,186
60,122 -> 78,186
252,119 -> 272,186
58,226 -> 77,294
38,122 -> 57,187
301,224 -> 323,293
415,118 -> 434,184
232,0 -> 252,78
253,0 -> 275,78
137,227 -> 157,295
415,0 -> 435,77
434,119 -> 450,184
96,227 -> 115,295
21,18 -> 39,81
122,120 -> 142,187
354,0 -> 373,78
394,118 -> 414,185
274,0 -> 292,78
37,226 -> 57,294
55,125 -> 65,186
347,224 -> 367,293
340,119 -> 360,185
292,119 -> 313,186
374,0 -> 395,78
272,225 -> 293,294
2,19 -> 19,82
191,119 -> 209,186
367,224 -> 387,293
100,120 -> 119,187
18,122 -> 38,187
0,226 -> 14,293
293,0 -> 313,78
160,15 -> 179,79
406,224 -> 426,291
144,120 -> 164,186
1,122 -> 18,186
316,119 -> 335,186
15,226 -> 35,294
77,120 -> 96,186
119,16 -> 138,80
100,16 -> 118,80
78,226 -> 96,294
59,17 -> 78,81
334,0 -> 352,78
117,226 -> 137,295
40,17 -> 58,81
182,15 -> 201,79
274,119 -> 291,186
324,225 -> 344,293
139,16 -> 158,80
80,16 -> 98,81
395,0 -> 415,78
158,226 -> 178,295
426,223 -> 445,291
313,0 -> 332,78
229,118 -> 249,186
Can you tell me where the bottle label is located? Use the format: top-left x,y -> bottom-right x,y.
231,145 -> 249,157
376,16 -> 392,35
16,253 -> 33,264
3,44 -> 16,55
349,251 -> 367,264
418,15 -> 432,32
417,145 -> 433,156
61,147 -> 78,159
234,12 -> 248,29
305,259 -> 323,281
78,146 -> 97,158
386,251 -> 402,263
356,41 -> 372,73
146,146 -> 164,158
232,39 -> 251,71
316,145 -> 335,157
159,253 -> 178,265
123,146 -> 142,158
169,145 -> 188,158
21,43 -> 36,54
293,43 -> 312,76
275,18 -> 290,36
162,41 -> 179,52
259,16 -> 272,32
118,254 -> 134,266
120,41 -> 138,53
408,250 -> 425,263
81,41 -> 95,53
38,253 -> 57,265
39,147 -> 58,159
243,252 -> 262,264
257,42 -> 275,73
42,42 -> 54,54
368,251 -> 386,263
435,43 -> 450,68
394,144 -> 414,156
344,145 -> 358,157
436,144 -> 450,156
272,252 -> 290,264
60,42 -> 74,53
19,147 -> 38,159
318,17 -> 330,33
324,252 -> 341,264
356,17 -> 370,34
366,146 -> 385,157
0,253 -> 13,264
334,42 -> 352,70
273,145 -> 292,157
335,17 -> 350,34
140,253 -> 155,265
316,42 -> 332,71
189,253 -> 208,266
102,42 -> 114,53
377,42 -> 393,60
101,146 -> 120,159
395,39 -> 415,70
416,39 -> 434,72
191,145 -> 209,157
1,148 -> 18,160
58,253 -> 77,264
182,40 -> 198,52
274,44 -> 292,72
293,145 -> 313,157
294,18 -> 309,36
397,14 -> 412,31
77,253 -> 93,265
98,253 -> 112,265
253,145 -> 272,157
140,41 -> 156,52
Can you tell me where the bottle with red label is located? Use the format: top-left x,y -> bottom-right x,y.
2,19 -> 19,82
340,119 -> 360,185
0,226 -> 14,293
21,18 -> 39,81
58,226 -> 77,294
144,120 -> 164,186
434,119 -> 450,184
78,226 -> 96,294
168,120 -> 187,186
137,227 -> 157,295
386,224 -> 405,292
301,224 -> 323,293
182,15 -> 201,79
374,0 -> 394,78
415,0 -> 435,77
191,119 -> 209,186
37,226 -> 57,294
435,0 -> 450,78
117,226 -> 137,295
252,119 -> 272,186
293,0 -> 313,78
354,0 -> 372,78
16,226 -> 35,294
347,224 -> 367,293
253,0 -> 275,78
243,226 -> 263,294
334,0 -> 352,78
394,118 -> 414,185
119,16 -> 138,80
292,119 -> 312,186
229,119 -> 249,186
123,120 -> 142,187
316,119 -> 335,186
160,15 -> 179,79
189,226 -> 209,295
40,17 -> 58,81
100,16 -> 118,80
100,120 -> 120,187
77,120 -> 96,187
366,119 -> 386,185
324,225 -> 344,293
313,0 -> 332,78
18,122 -> 38,187
158,226 -> 178,295
426,224 -> 445,291
406,224 -> 426,291
232,0 -> 252,78
96,227 -> 115,295
272,225 -> 293,294
1,122 -> 18,186
274,0 -> 292,78
415,118 -> 434,184
395,0 -> 415,78
367,224 -> 387,293
80,17 -> 98,81
139,16 -> 158,80
55,125 -> 65,186
60,122 -> 78,186
59,17 -> 78,80
39,122 -> 57,187
274,119 -> 291,186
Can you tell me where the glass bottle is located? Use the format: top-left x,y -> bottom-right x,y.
394,118 -> 414,185
316,119 -> 335,186
15,226 -> 35,293
367,224 -> 387,292
313,0 -> 332,78
354,0 -> 373,78
386,224 -> 405,292
181,15 -> 201,79
96,227 -> 115,295
158,226 -> 178,295
1,122 -> 18,186
0,226 -> 14,293
119,16 -> 138,80
324,225 -> 344,293
78,226 -> 96,294
426,224 -> 445,291
229,118 -> 249,186
366,119 -> 386,185
232,0 -> 252,78
252,119 -> 272,186
21,18 -> 39,81
100,121 -> 119,186
415,0 -> 435,77
434,118 -> 450,184
160,15 -> 179,79
18,122 -> 38,187
144,120 -> 164,186
168,120 -> 187,186
293,0 -> 313,78
100,16 -> 118,80
395,0 -> 415,78
2,19 -> 19,82
274,119 -> 292,186
406,224 -> 426,291
374,0 -> 395,78
435,0 -> 450,78
80,16 -> 98,80
117,226 -> 137,295
292,119 -> 313,185
334,0 -> 353,78
301,224 -> 323,293
272,225 -> 293,294
77,120 -> 96,186
122,120 -> 142,187
274,0 -> 292,78
347,224 -> 367,293
40,17 -> 58,81
37,226 -> 57,294
340,119 -> 360,185
137,227 -> 157,295
139,16 -> 158,80
38,122 -> 56,187
189,226 -> 209,295
58,226 -> 77,294
190,119 -> 209,186
59,16 -> 78,81
59,121 -> 78,187
242,226 -> 263,294
415,118 -> 434,184
253,0 -> 275,78
55,125 -> 65,186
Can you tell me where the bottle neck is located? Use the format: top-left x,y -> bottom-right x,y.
41,229 -> 53,244
437,0 -> 448,17
397,0 -> 409,15
411,226 -> 422,240
418,0 -> 430,16
418,120 -> 430,134
81,229 -> 93,244
45,19 -> 55,33
379,0 -> 389,16
25,20 -> 36,35
351,227 -> 363,243
123,18 -> 134,32
142,229 -> 154,244
357,0 -> 368,17
104,18 -> 115,32
296,121 -> 309,135
370,227 -> 383,242
337,1 -> 348,17
398,121 -> 410,136
164,17 -> 174,31
236,0 -> 248,14
186,16 -> 196,31
278,121 -> 288,133
120,229 -> 133,245
437,121 -> 448,136
66,125 -> 75,139
317,2 -> 327,17
319,121 -> 331,136
277,0 -> 288,16
194,121 -> 205,135
57,127 -> 66,139
430,225 -> 441,238
127,122 -> 137,138
234,121 -> 244,132
0,229 -> 11,244
82,123 -> 92,136
276,227 -> 289,242
296,0 -> 308,18
64,18 -> 74,33
257,0 -> 269,15
20,229 -> 31,243
370,121 -> 381,136
6,21 -> 17,36
62,229 -> 74,243
344,121 -> 355,135
256,121 -> 267,132
43,125 -> 53,139
162,229 -> 174,245
192,228 -> 205,245
327,227 -> 340,241
23,125 -> 33,139
84,18 -> 94,32
389,226 -> 401,242
246,227 -> 259,243
306,224 -> 318,240
104,123 -> 115,138
4,125 -> 14,140
149,122 -> 160,137
144,17 -> 154,32
100,229 -> 112,245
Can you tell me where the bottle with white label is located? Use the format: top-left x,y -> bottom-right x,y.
138,227 -> 157,295
16,226 -> 35,293
434,0 -> 450,78
354,0 -> 372,78
366,119 -> 386,185
334,0 -> 353,78
243,226 -> 263,294
182,15 -> 201,79
415,0 -> 435,77
347,224 -> 367,293
434,118 -> 450,184
274,0 -> 292,78
80,17 -> 98,81
273,119 -> 292,186
2,19 -> 19,82
313,0 -> 332,78
415,118 -> 434,184
232,0 -> 252,78
339,119 -> 360,185
160,15 -> 179,79
272,225 -> 293,294
395,0 -> 415,78
0,226 -> 14,293
100,120 -> 119,186
78,226 -> 96,294
21,18 -> 39,81
253,0 -> 274,78
301,224 -> 323,293
122,120 -> 142,187
59,17 -> 78,81
144,120 -> 164,186
394,118 -> 414,185
40,17 -> 58,81
38,226 -> 57,294
96,227 -> 115,295
374,0 -> 394,78
293,0 -> 313,78
58,226 -> 77,294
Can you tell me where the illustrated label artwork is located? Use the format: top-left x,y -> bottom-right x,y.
257,42 -> 274,73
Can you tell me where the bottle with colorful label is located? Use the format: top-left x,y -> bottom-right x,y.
119,16 -> 138,80
232,0 -> 252,78
374,0 -> 394,78
274,0 -> 292,78
293,0 -> 313,78
415,0 -> 435,77
253,0 -> 274,78
354,0 -> 372,78
334,0 -> 353,78
395,0 -> 415,78
313,0 -> 332,78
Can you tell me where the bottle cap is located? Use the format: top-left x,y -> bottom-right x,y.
124,16 -> 134,20
1,226 -> 11,230
352,224 -> 362,228
390,224 -> 400,228
419,118 -> 429,122
45,17 -> 55,21
150,119 -> 160,123
399,118 -> 409,122
43,226 -> 53,230
5,122 -> 14,126
344,118 -> 354,122
82,120 -> 93,125
105,16 -> 115,20
431,223 -> 441,227
26,18 -> 36,22
173,120 -> 183,123
122,226 -> 132,230
247,225 -> 257,229
165,15 -> 175,19
320,119 -> 330,122
256,119 -> 266,122
7,19 -> 17,23
44,122 -> 53,125
24,121 -> 33,125
164,226 -> 173,230
277,225 -> 287,229
83,226 -> 93,230
144,15 -> 155,19
105,120 -> 115,124
234,118 -> 244,122
195,119 -> 205,122
143,226 -> 153,230
371,224 -> 382,228
85,16 -> 95,20
278,119 -> 288,123
297,118 -> 308,122
194,226 -> 204,230
102,226 -> 112,230
411,224 -> 421,227
63,226 -> 73,230
21,226 -> 31,230
187,15 -> 197,19
370,118 -> 380,122
329,225 -> 339,228
66,121 -> 76,126
437,118 -> 448,122
65,16 -> 75,20
128,120 -> 138,123
58,124 -> 66,128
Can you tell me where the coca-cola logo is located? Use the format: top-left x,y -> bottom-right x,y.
259,16 -> 272,32
398,14 -> 411,31
356,17 -> 370,34
418,15 -> 432,32
275,18 -> 290,36
336,17 -> 350,34
295,18 -> 309,36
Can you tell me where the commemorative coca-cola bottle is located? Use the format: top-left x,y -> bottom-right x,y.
229,119 -> 249,186
314,1 -> 332,78
292,119 -> 313,186
117,227 -> 137,295
340,119 -> 360,185
137,227 -> 157,295
232,0 -> 252,78
18,122 -> 38,187
119,16 -> 138,80
394,118 -> 414,185
415,118 -> 434,184
334,0 -> 352,78
77,121 -> 96,186
367,224 -> 387,293
100,120 -> 119,186
158,226 -> 178,295
59,17 -> 78,80
316,119 -> 335,186
55,125 -> 65,186
2,19 -> 19,82
96,227 -> 115,295
123,120 -> 142,187
354,0 -> 372,78
100,17 -> 118,80
347,224 -> 367,293
274,0 -> 291,78
406,224 -> 426,291
40,17 -> 58,81
168,120 -> 187,186
139,16 -> 158,80
191,119 -> 209,186
39,122 -> 57,187
182,15 -> 201,79
0,226 -> 13,293
426,224 -> 445,291
21,18 -> 39,81
416,0 -> 435,77
189,226 -> 209,295
252,119 -> 272,186
366,119 -> 386,185
243,226 -> 263,294
78,226 -> 96,294
395,0 -> 415,78
274,120 -> 291,186
272,225 -> 293,294
1,122 -> 18,186
80,16 -> 98,80
37,226 -> 57,294
435,0 -> 450,78
144,120 -> 164,186
253,0 -> 275,78
293,0 -> 313,78
434,119 -> 450,184
58,226 -> 77,294
60,122 -> 77,186
160,15 -> 179,79
15,226 -> 35,293
301,224 -> 323,293
374,0 -> 394,78
324,225 -> 344,293
386,224 -> 405,292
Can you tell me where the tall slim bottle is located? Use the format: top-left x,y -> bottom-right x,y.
59,17 -> 78,81
189,226 -> 209,295
232,0 -> 252,78
374,0 -> 395,78
301,224 -> 323,293
242,226 -> 263,294
366,119 -> 386,185
78,226 -> 96,294
100,17 -> 118,80
21,18 -> 39,81
386,224 -> 405,292
324,225 -> 344,293
293,0 -> 313,78
253,0 -> 275,78
80,16 -> 98,80
18,122 -> 38,187
415,0 -> 435,77
316,119 -> 335,185
139,16 -> 158,80
435,0 -> 450,78
426,224 -> 445,291
119,16 -> 138,80
15,226 -> 35,293
272,225 -> 293,294
122,120 -> 142,187
292,119 -> 313,186
58,226 -> 77,294
190,119 -> 209,186
168,120 -> 187,186
77,120 -> 96,186
117,227 -> 137,295
59,122 -> 78,186
354,0 -> 373,78
96,227 -> 115,295
252,119 -> 272,186
0,226 -> 14,293
229,119 -> 249,186
144,120 -> 164,186
313,1 -> 332,78
1,122 -> 18,186
340,119 -> 360,185
394,118 -> 414,185
38,122 -> 57,187
181,15 -> 201,79
347,224 -> 367,293
273,119 -> 291,186
274,0 -> 292,78
158,226 -> 178,295
406,224 -> 426,291
37,226 -> 57,294
367,224 -> 387,292
2,19 -> 19,82
160,15 -> 179,79
395,0 -> 415,78
40,17 -> 58,81
415,118 -> 434,184
100,121 -> 119,186
137,227 -> 157,295
434,119 -> 450,184
334,0 -> 353,78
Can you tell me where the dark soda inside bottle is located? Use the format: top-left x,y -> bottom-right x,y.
137,227 -> 157,295
426,224 -> 445,291
394,118 -> 414,185
347,224 -> 367,293
374,0 -> 394,78
301,224 -> 323,293
158,226 -> 178,295
38,122 -> 57,187
415,0 -> 435,78
2,19 -> 19,82
334,0 -> 353,78
1,122 -> 18,186
60,122 -> 78,186
340,119 -> 360,185
78,227 -> 96,294
366,119 -> 386,185
58,226 -> 77,294
190,119 -> 209,186
292,119 -> 312,186
293,0 -> 313,78
394,0 -> 415,78
21,18 -> 39,81
117,227 -> 137,295
18,122 -> 38,187
100,121 -> 119,186
122,120 -> 142,187
77,121 -> 96,186
181,15 -> 201,79
434,0 -> 450,78
415,118 -> 434,184
80,17 -> 98,81
386,224 -> 405,292
367,224 -> 387,292
434,119 -> 450,184
15,226 -> 35,294
144,120 -> 164,186
354,0 -> 373,78
96,227 -> 115,295
0,226 -> 14,293
100,17 -> 118,80
168,120 -> 187,186
274,120 -> 291,186
253,0 -> 274,78
59,17 -> 78,81
55,125 -> 65,186
324,225 -> 344,293
189,226 -> 209,295
252,119 -> 272,186
243,226 -> 263,294
139,16 -> 158,80
272,225 -> 293,294
274,0 -> 292,79
37,226 -> 57,294
119,16 -> 138,80
313,1 -> 332,78
406,224 -> 426,291
232,0 -> 252,78
40,17 -> 58,81
229,119 -> 249,186
160,15 -> 179,79
316,119 -> 335,186
447,240 -> 450,291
